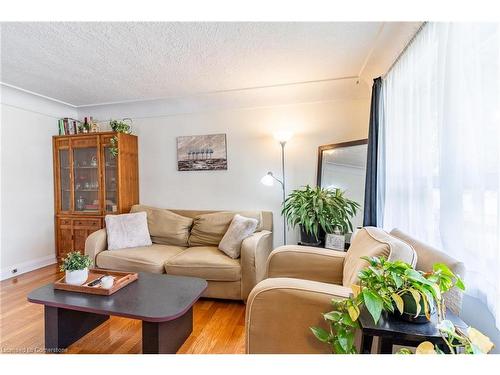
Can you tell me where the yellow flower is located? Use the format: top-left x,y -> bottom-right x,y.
415,341 -> 437,354
467,327 -> 494,354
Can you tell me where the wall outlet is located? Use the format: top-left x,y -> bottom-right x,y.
11,268 -> 18,274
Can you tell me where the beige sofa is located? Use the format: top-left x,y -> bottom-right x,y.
85,205 -> 273,301
245,227 -> 465,353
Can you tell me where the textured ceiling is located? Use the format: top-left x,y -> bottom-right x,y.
0,22 -> 420,106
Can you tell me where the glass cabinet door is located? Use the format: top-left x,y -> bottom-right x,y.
73,146 -> 100,213
103,146 -> 118,213
59,149 -> 71,211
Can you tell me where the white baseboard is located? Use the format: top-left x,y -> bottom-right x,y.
0,255 -> 57,281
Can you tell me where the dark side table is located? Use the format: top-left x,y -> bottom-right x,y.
358,307 -> 467,354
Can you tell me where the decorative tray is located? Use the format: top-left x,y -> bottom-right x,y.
54,269 -> 138,296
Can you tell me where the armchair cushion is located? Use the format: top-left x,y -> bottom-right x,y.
343,227 -> 417,287
266,245 -> 345,285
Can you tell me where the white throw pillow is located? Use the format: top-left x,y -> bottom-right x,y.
218,214 -> 259,259
105,212 -> 152,250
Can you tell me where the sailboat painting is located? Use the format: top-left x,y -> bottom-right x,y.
177,133 -> 227,171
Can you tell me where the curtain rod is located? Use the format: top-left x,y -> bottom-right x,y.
382,22 -> 428,79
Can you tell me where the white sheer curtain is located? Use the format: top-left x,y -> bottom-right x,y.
378,23 -> 500,327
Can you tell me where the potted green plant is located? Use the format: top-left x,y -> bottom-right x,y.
109,118 -> 133,158
60,251 -> 93,285
311,256 -> 466,353
282,185 -> 360,246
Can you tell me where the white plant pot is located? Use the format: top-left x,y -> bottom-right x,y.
65,268 -> 89,285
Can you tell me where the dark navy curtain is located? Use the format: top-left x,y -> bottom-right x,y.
363,77 -> 382,227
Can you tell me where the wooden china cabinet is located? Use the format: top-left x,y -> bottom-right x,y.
53,132 -> 139,260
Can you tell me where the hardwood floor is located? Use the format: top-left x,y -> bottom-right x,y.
0,264 -> 246,354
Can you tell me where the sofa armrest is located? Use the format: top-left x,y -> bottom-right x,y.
245,277 -> 351,353
85,229 -> 107,264
266,245 -> 345,285
240,230 -> 273,301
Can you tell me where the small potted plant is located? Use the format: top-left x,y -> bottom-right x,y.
282,185 -> 360,246
60,251 -> 93,285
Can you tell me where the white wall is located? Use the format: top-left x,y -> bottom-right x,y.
0,85 -> 77,279
79,96 -> 370,247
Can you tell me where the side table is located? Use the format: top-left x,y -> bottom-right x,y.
358,308 -> 467,354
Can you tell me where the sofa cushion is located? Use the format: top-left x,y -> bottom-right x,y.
105,212 -> 152,250
188,211 -> 263,247
96,244 -> 186,273
218,214 -> 258,259
165,246 -> 241,281
343,227 -> 417,287
130,205 -> 193,246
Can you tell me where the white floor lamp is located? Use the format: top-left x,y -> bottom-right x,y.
261,131 -> 293,245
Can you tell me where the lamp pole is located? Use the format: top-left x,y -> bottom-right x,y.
280,141 -> 287,245
261,132 -> 292,246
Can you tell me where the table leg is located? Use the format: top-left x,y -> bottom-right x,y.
379,337 -> 394,354
44,306 -> 109,352
142,307 -> 193,354
360,333 -> 373,354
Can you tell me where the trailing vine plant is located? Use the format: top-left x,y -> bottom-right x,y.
109,118 -> 133,157
311,256 -> 467,354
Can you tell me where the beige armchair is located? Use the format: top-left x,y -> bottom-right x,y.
245,228 -> 465,354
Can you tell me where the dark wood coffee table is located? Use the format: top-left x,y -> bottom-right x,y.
28,272 -> 207,354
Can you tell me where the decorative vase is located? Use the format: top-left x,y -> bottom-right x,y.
299,225 -> 322,246
396,292 -> 436,324
65,268 -> 89,285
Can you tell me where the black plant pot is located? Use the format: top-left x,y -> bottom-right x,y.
299,225 -> 322,246
395,292 -> 436,324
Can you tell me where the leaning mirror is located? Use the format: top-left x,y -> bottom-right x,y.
317,139 -> 368,230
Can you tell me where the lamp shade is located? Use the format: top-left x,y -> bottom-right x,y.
260,172 -> 275,186
273,131 -> 293,143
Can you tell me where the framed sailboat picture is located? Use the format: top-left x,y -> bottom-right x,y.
177,133 -> 227,171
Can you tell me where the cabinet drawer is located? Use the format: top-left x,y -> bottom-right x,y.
73,219 -> 101,228
71,137 -> 98,148
59,218 -> 72,226
101,134 -> 115,145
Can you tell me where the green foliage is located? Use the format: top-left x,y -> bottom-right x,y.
310,299 -> 360,354
60,251 -> 93,272
282,185 -> 360,240
311,256 -> 465,354
109,119 -> 132,158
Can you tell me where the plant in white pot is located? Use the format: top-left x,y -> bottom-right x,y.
60,251 -> 93,285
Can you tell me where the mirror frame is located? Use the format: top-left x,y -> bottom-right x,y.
316,138 -> 368,187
